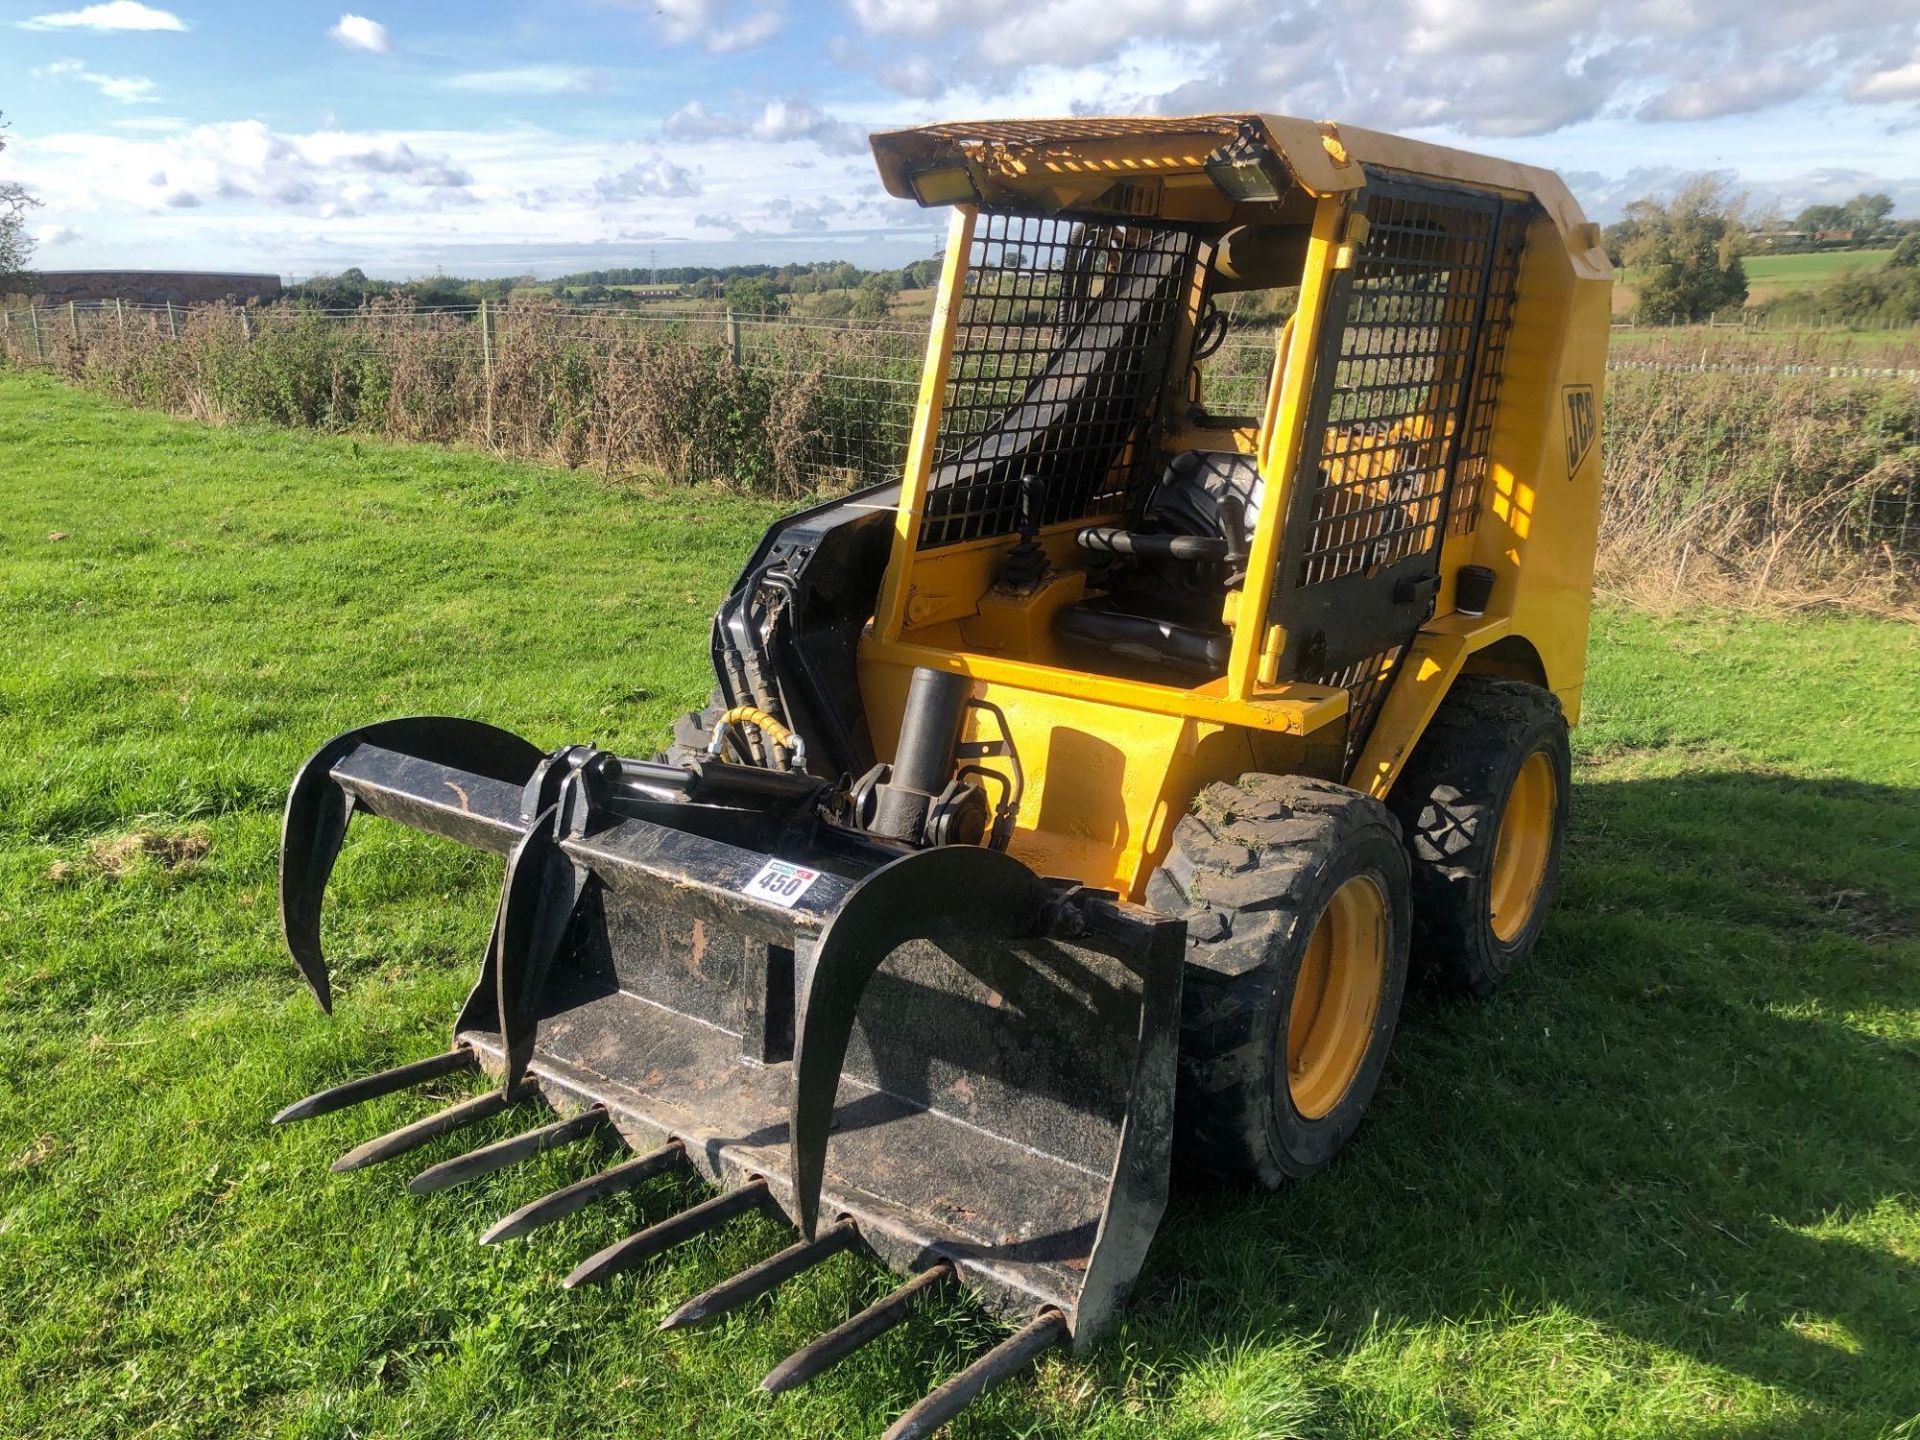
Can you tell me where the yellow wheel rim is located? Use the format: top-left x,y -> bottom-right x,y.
1285,875 -> 1388,1120
1489,751 -> 1557,944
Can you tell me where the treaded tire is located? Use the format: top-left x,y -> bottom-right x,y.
658,689 -> 768,767
1385,675 -> 1571,998
1146,775 -> 1411,1187
660,690 -> 727,766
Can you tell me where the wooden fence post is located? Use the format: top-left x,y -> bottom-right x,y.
68,300 -> 79,341
166,301 -> 179,340
239,308 -> 253,343
114,297 -> 126,331
29,305 -> 43,361
480,299 -> 495,446
726,310 -> 741,365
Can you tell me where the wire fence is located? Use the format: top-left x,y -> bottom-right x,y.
3,297 -> 1916,559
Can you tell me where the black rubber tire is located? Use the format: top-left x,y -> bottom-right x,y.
1146,775 -> 1412,1187
660,690 -> 727,766
658,689 -> 769,767
1385,675 -> 1571,998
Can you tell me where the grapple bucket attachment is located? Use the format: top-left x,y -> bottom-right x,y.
274,716 -> 1185,1427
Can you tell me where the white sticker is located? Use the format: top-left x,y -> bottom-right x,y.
742,858 -> 821,909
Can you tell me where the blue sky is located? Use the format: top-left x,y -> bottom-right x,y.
2,0 -> 1917,278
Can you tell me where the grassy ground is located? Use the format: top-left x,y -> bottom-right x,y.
1743,250 -> 1895,296
1607,325 -> 1920,363
0,371 -> 1915,1440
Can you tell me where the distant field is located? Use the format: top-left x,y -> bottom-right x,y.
1743,249 -> 1894,294
1614,248 -> 1894,314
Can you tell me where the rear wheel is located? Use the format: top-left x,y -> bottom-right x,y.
1146,775 -> 1411,1186
1386,676 -> 1571,997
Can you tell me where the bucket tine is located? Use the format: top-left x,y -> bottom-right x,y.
659,1217 -> 859,1331
407,1105 -> 610,1196
331,1085 -> 538,1173
479,1141 -> 686,1245
880,1310 -> 1069,1440
761,1262 -> 955,1395
272,1046 -> 476,1125
563,1178 -> 770,1289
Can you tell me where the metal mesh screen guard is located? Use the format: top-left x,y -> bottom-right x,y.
918,214 -> 1193,549
1285,179 -> 1529,768
1297,190 -> 1510,585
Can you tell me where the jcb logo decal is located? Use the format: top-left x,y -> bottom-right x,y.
1564,384 -> 1596,478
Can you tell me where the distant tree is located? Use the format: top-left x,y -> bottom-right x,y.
287,267 -> 393,309
401,276 -> 470,309
1795,202 -> 1849,236
1623,177 -> 1749,323
0,114 -> 42,293
1601,216 -> 1643,268
849,271 -> 900,319
1889,233 -> 1920,269
902,257 -> 940,290
811,289 -> 854,318
1843,192 -> 1895,236
724,276 -> 786,315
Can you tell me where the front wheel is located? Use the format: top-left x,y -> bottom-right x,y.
1147,775 -> 1412,1186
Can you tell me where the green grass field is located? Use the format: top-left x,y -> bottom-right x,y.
1742,250 -> 1895,295
1,370 -> 1915,1439
1612,248 -> 1897,318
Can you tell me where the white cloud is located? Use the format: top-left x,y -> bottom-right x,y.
752,99 -> 867,153
1640,65 -> 1821,122
1849,54 -> 1920,102
613,0 -> 784,53
3,115 -> 911,273
594,155 -> 703,200
112,115 -> 188,132
328,13 -> 390,53
36,224 -> 84,246
661,101 -> 732,140
839,0 -> 1920,142
444,65 -> 599,94
707,9 -> 781,52
36,57 -> 158,104
662,96 -> 868,154
878,57 -> 944,98
17,2 -> 186,31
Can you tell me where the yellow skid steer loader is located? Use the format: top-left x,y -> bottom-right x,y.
272,113 -> 1610,1437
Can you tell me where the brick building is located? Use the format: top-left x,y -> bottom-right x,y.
22,270 -> 283,306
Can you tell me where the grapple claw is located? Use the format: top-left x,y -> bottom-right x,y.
788,847 -> 1051,1239
491,804 -> 590,1098
279,717 -> 545,1013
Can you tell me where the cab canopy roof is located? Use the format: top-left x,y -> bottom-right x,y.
869,113 -> 1605,273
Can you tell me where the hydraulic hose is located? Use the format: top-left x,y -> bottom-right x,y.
709,706 -> 808,771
